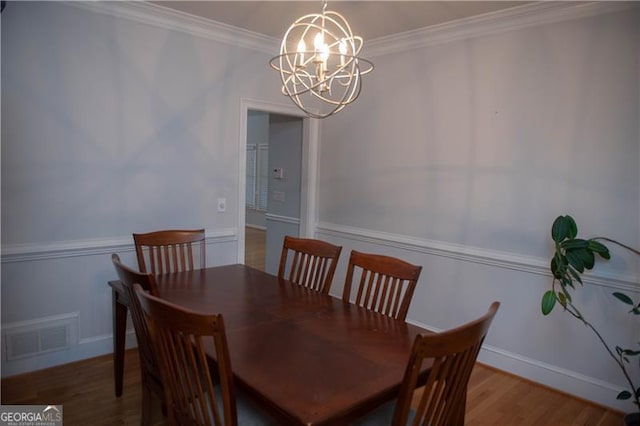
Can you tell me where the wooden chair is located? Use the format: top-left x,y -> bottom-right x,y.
342,250 -> 422,321
277,235 -> 342,294
111,254 -> 163,426
133,229 -> 206,275
358,302 -> 500,426
134,285 -> 271,426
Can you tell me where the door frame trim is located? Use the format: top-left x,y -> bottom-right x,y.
238,98 -> 319,263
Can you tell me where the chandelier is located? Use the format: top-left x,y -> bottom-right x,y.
269,1 -> 373,119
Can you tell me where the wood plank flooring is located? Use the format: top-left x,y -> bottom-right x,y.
1,348 -> 623,425
245,226 -> 266,271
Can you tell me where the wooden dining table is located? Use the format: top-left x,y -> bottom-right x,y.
109,263 -> 431,425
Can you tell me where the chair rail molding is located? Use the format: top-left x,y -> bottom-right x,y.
1,228 -> 237,263
315,222 -> 639,293
265,213 -> 301,226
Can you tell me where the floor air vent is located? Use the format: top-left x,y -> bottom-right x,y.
3,313 -> 79,361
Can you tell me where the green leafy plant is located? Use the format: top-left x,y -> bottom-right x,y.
541,215 -> 640,411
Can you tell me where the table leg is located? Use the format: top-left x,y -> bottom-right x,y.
112,289 -> 128,397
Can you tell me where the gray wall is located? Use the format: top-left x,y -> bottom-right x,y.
0,1 -> 283,375
318,6 -> 640,412
265,114 -> 303,274
1,0 -> 639,413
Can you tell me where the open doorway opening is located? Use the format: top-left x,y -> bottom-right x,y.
238,99 -> 320,273
244,112 -> 303,272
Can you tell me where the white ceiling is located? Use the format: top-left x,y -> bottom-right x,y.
150,1 -> 535,41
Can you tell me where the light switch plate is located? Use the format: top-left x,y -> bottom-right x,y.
217,198 -> 226,212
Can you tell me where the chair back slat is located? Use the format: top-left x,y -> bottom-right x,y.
134,229 -> 206,275
135,285 -> 238,426
278,236 -> 342,294
391,302 -> 500,426
343,251 -> 423,321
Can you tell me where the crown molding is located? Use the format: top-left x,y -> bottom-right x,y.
64,2 -> 635,59
365,1 -> 638,57
64,1 -> 279,53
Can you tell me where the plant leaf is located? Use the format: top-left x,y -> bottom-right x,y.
561,239 -> 589,250
541,291 -> 556,315
617,390 -> 632,400
566,215 -> 578,239
558,292 -> 568,308
551,216 -> 570,242
567,266 -> 583,285
550,257 -> 563,279
578,249 -> 596,269
588,240 -> 610,259
565,250 -> 585,273
613,292 -> 634,305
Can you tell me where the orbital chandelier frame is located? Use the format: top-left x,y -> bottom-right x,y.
269,0 -> 374,119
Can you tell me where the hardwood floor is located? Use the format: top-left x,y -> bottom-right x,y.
1,349 -> 623,425
245,226 -> 266,271
1,231 -> 624,424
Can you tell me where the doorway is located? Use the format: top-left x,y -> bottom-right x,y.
238,99 -> 320,274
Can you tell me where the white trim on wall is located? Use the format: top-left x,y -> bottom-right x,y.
66,0 -> 635,61
265,213 -> 301,226
365,1 -> 637,57
406,316 -> 629,412
316,222 -> 639,292
66,0 -> 278,53
1,228 -> 237,263
319,223 -> 638,411
1,329 -> 139,378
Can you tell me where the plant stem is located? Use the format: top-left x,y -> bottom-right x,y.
564,297 -> 640,409
593,237 -> 640,257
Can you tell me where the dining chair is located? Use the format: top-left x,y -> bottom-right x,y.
134,284 -> 272,426
277,235 -> 343,294
133,229 -> 206,275
342,250 -> 423,321
111,253 -> 163,426
358,301 -> 500,426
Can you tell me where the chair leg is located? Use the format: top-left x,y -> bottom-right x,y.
141,386 -> 152,426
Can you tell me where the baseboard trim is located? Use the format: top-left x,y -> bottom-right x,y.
1,330 -> 138,378
406,318 -> 632,412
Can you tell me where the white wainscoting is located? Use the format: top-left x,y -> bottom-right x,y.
315,222 -> 639,413
1,229 -> 238,377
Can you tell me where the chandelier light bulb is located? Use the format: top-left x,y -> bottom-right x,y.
269,0 -> 374,119
297,39 -> 306,65
339,39 -> 347,66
